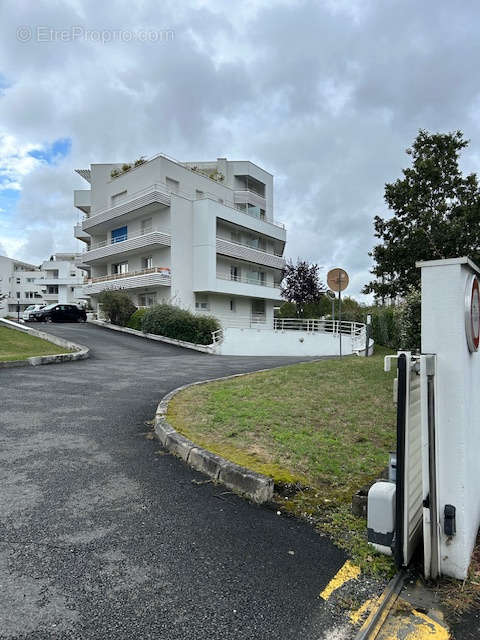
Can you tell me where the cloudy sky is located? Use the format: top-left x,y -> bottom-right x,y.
1,0 -> 480,300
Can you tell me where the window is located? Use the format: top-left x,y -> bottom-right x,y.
141,256 -> 153,269
229,299 -> 236,312
139,293 -> 157,307
230,265 -> 240,281
70,272 -> 76,277
71,287 -> 75,292
26,278 -> 34,283
111,226 -> 128,243
48,285 -> 59,294
247,270 -> 266,285
195,190 -> 204,199
141,218 -> 152,235
112,262 -> 128,275
231,230 -> 241,243
16,278 -> 20,284
166,177 -> 179,193
16,292 -> 20,299
252,299 -> 266,318
195,295 -> 209,311
111,190 -> 127,206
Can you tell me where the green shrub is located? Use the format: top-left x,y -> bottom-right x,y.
397,289 -> 421,351
127,308 -> 149,331
98,291 -> 137,327
367,290 -> 421,351
369,306 -> 399,349
141,304 -> 220,345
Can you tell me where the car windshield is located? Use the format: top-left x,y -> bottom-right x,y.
25,305 -> 34,311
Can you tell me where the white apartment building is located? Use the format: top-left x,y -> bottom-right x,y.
0,256 -> 45,317
34,253 -> 85,306
74,155 -> 286,326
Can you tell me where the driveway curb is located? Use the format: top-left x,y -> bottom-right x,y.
0,318 -> 90,367
88,319 -> 217,354
154,373 -> 276,504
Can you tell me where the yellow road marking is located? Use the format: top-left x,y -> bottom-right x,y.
377,600 -> 450,639
319,560 -> 361,600
349,598 -> 376,625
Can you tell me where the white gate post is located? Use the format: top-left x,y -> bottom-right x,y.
417,257 -> 480,579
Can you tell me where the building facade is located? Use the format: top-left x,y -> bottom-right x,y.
74,155 -> 286,326
34,253 -> 85,306
0,256 -> 45,317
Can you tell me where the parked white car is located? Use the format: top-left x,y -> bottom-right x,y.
22,304 -> 45,321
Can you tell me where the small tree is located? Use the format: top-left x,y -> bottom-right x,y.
280,259 -> 325,317
98,290 -> 137,326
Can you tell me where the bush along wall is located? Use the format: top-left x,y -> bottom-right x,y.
127,308 -> 149,331
140,304 -> 220,345
98,291 -> 137,327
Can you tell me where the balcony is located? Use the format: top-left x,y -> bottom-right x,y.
215,273 -> 282,301
35,277 -> 77,286
216,238 -> 285,270
82,184 -> 171,232
74,223 -> 91,242
74,190 -> 91,214
82,267 -> 171,295
233,190 -> 266,210
81,229 -> 171,264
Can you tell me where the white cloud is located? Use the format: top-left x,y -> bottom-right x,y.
1,0 -> 480,300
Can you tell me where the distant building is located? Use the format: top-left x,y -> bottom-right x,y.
0,256 -> 44,317
34,253 -> 85,306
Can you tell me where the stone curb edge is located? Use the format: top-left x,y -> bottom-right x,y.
0,318 -> 90,368
153,368 -> 296,504
88,319 -> 216,354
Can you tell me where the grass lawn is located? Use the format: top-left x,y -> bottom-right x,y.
168,346 -> 397,575
0,326 -> 72,361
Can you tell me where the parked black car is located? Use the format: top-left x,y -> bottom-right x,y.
33,303 -> 87,323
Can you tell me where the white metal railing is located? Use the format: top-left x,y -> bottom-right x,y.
233,187 -> 266,200
216,273 -> 281,289
211,328 -> 224,344
217,236 -> 284,258
84,266 -> 171,284
273,318 -> 364,334
204,316 -> 367,346
85,228 -> 171,251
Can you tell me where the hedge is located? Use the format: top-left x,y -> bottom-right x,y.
127,308 -> 149,331
140,304 -> 220,345
98,291 -> 137,327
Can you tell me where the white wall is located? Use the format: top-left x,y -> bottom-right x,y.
419,257 -> 480,579
170,195 -> 195,309
217,327 -> 354,356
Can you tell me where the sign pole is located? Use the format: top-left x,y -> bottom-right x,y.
339,286 -> 342,358
327,268 -> 349,359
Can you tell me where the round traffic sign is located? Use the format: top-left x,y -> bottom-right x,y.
327,268 -> 349,292
465,273 -> 480,352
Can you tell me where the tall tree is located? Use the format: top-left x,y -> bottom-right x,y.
364,130 -> 480,300
280,259 -> 325,317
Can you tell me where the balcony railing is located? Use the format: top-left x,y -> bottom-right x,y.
85,266 -> 171,284
86,227 -> 168,251
216,273 -> 281,289
217,236 -> 283,257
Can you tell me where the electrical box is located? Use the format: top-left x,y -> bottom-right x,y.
367,481 -> 396,556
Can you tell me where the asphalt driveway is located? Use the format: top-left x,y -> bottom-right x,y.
0,323 -> 348,639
